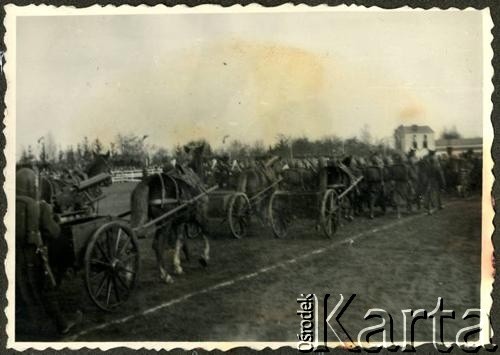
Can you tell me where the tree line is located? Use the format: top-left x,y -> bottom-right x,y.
18,130 -> 399,170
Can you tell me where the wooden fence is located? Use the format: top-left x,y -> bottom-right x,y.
111,167 -> 163,183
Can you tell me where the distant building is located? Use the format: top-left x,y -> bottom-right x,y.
435,137 -> 482,156
394,125 -> 435,156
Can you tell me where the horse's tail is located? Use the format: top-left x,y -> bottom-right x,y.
130,180 -> 150,233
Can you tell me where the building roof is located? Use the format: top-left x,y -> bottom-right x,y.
435,137 -> 483,148
395,125 -> 434,134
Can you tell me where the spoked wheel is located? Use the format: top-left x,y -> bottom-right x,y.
85,221 -> 140,311
268,190 -> 290,239
227,192 -> 251,239
320,189 -> 341,239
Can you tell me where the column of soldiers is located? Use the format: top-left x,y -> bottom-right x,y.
195,149 -> 480,221
214,150 -> 451,219
340,149 -> 447,218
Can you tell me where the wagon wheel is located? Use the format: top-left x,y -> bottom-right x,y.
227,192 -> 251,239
85,221 -> 140,311
320,189 -> 340,239
268,190 -> 290,239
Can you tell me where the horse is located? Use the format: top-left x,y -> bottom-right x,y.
208,155 -> 239,190
130,143 -> 211,284
233,156 -> 281,223
39,152 -> 112,214
280,159 -> 319,191
280,157 -> 356,225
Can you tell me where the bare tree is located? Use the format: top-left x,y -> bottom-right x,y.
441,126 -> 462,140
359,124 -> 372,145
44,132 -> 57,163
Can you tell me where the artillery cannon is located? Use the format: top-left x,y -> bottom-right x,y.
44,172 -> 112,220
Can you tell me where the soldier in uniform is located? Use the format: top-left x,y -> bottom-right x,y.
423,150 -> 446,214
16,168 -> 82,338
391,153 -> 412,218
214,154 -> 231,188
365,152 -> 386,219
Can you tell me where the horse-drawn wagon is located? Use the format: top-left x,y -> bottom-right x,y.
43,168 -> 138,312
268,159 -> 363,239
206,178 -> 282,239
52,174 -> 218,311
206,156 -> 283,239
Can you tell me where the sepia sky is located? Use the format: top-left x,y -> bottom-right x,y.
16,10 -> 484,156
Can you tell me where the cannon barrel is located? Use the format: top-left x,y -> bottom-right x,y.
75,173 -> 112,191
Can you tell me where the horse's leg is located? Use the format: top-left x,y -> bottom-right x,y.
197,208 -> 210,267
173,225 -> 184,275
395,186 -> 403,219
181,224 -> 191,262
346,195 -> 353,221
369,187 -> 375,219
437,182 -> 444,209
425,183 -> 433,215
257,196 -> 268,226
196,233 -> 210,268
406,183 -> 413,213
153,226 -> 174,284
395,192 -> 401,219
380,185 -> 387,215
350,192 -> 356,220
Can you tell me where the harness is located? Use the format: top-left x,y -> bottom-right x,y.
149,172 -> 180,208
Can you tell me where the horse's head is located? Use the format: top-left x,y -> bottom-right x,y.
184,142 -> 205,156
183,143 -> 206,177
86,151 -> 112,182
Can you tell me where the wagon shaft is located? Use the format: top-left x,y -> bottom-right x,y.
75,173 -> 112,191
134,184 -> 218,232
248,178 -> 283,202
337,176 -> 364,200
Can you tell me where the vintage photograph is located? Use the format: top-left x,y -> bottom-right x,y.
4,5 -> 493,350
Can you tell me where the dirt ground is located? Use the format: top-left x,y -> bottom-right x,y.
17,182 -> 481,343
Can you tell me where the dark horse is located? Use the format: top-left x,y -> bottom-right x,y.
280,159 -> 319,192
39,152 -> 112,214
235,156 -> 281,223
130,143 -> 211,284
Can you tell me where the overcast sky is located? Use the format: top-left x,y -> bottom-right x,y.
16,10 -> 484,155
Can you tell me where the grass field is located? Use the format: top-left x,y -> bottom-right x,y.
18,182 -> 481,343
